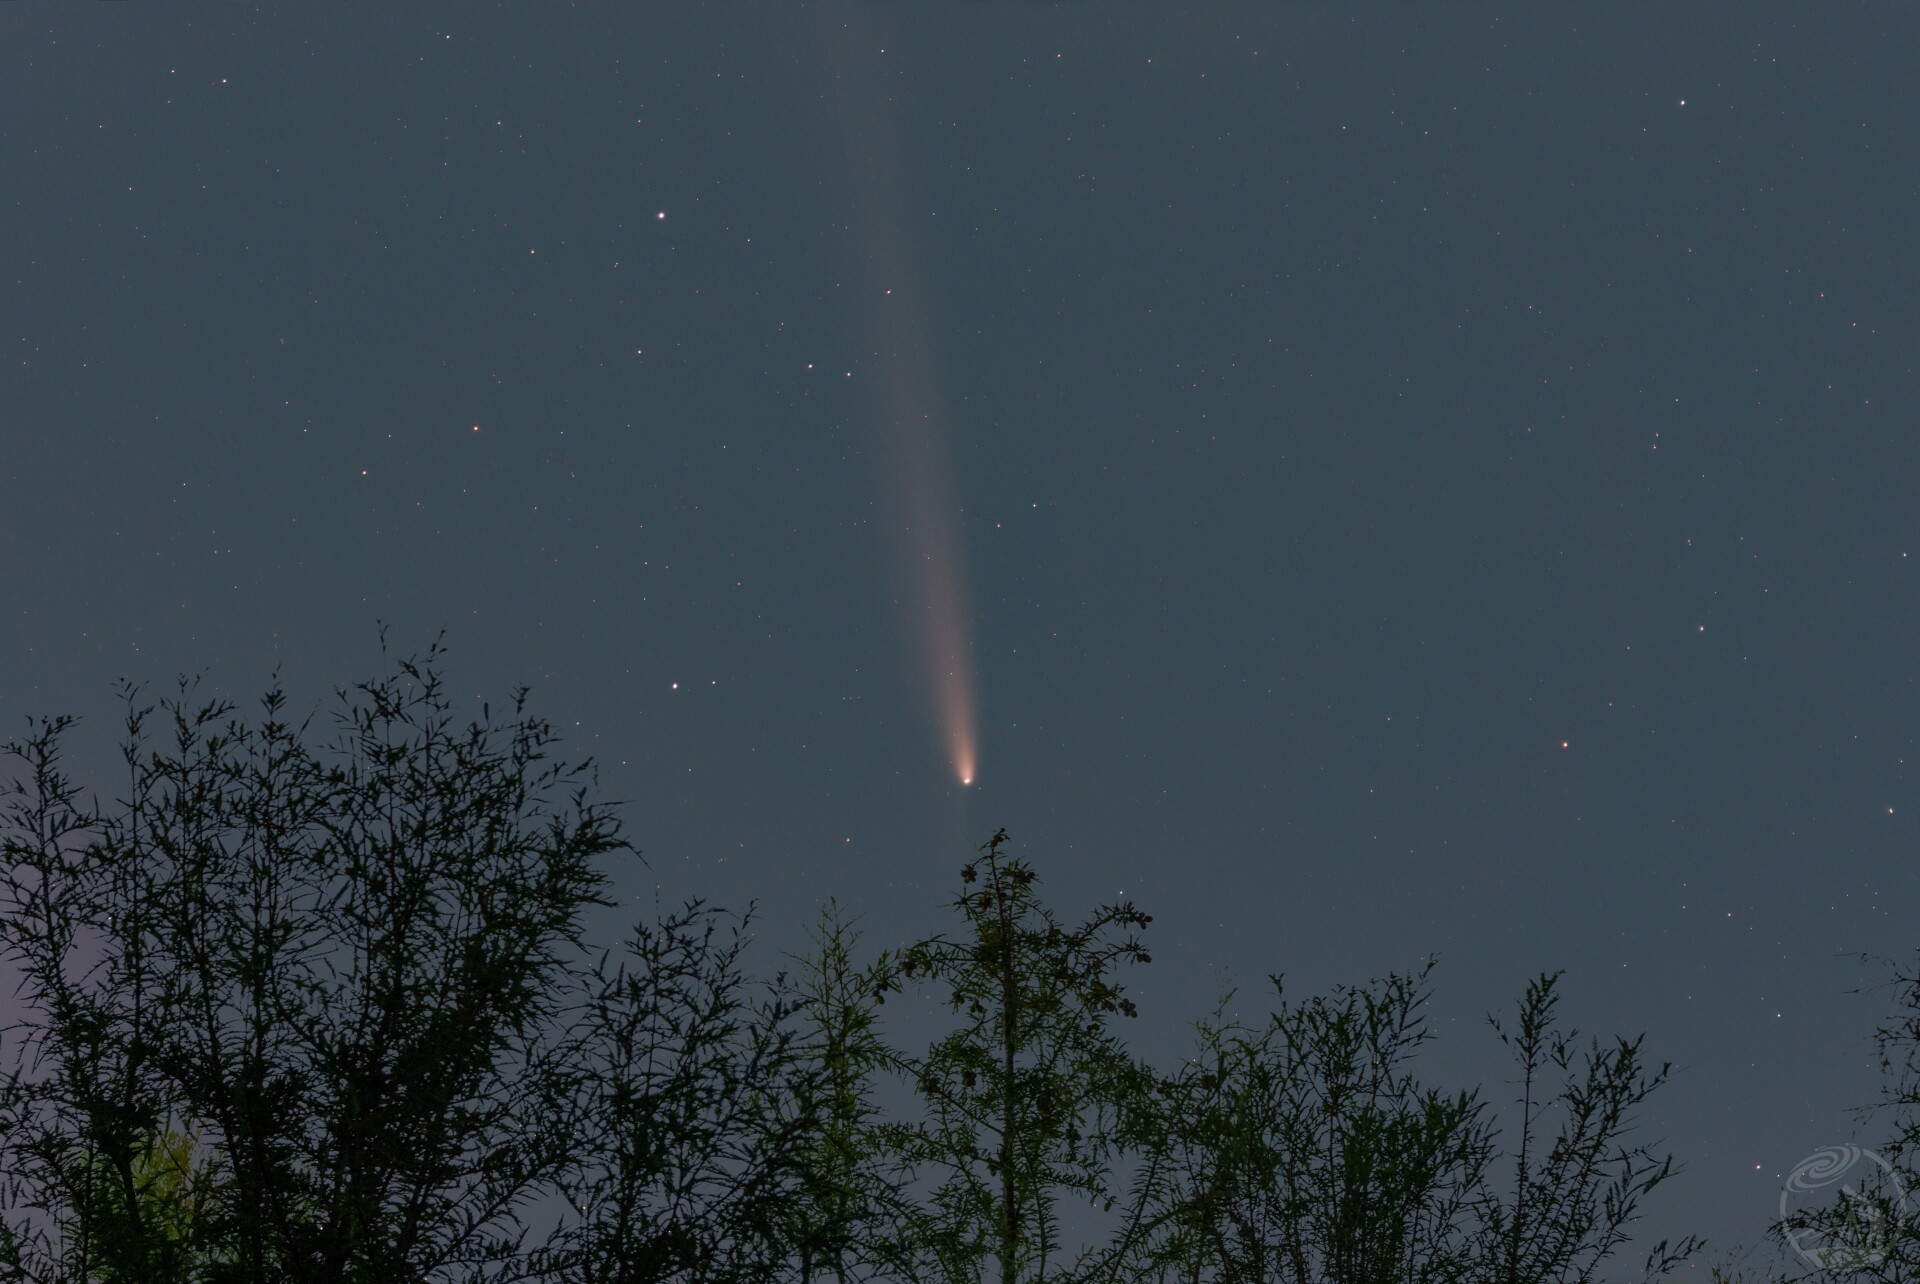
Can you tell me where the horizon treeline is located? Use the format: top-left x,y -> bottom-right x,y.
0,650 -> 1905,1283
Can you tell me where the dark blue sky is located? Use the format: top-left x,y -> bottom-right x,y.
5,2 -> 1915,1263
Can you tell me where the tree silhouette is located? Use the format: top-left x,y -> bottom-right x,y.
884,828 -> 1159,1284
534,899 -> 820,1284
781,905 -> 912,1284
1,641 -> 622,1283
1771,953 -> 1920,1283
1138,966 -> 1699,1284
0,646 -> 1709,1284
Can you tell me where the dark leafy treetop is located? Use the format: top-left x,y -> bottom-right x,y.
0,653 -> 1714,1284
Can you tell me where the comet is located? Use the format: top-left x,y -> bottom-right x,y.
879,350 -> 978,789
824,32 -> 981,788
868,276 -> 976,790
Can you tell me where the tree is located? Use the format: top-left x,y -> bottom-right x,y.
780,905 -> 912,1284
2,643 -> 1708,1284
883,828 -> 1159,1284
64,1127 -> 220,1282
0,641 -> 623,1283
1138,963 -> 1493,1284
1771,953 -> 1920,1284
1138,966 -> 1699,1284
534,900 -> 820,1284
1476,971 -> 1700,1284
0,708 -> 218,1284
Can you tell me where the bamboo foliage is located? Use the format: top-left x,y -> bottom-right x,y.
0,652 -> 1703,1284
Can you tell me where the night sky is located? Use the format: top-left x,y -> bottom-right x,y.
5,3 -> 1916,1264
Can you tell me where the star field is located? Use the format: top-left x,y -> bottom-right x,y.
2,3 -> 1915,1264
